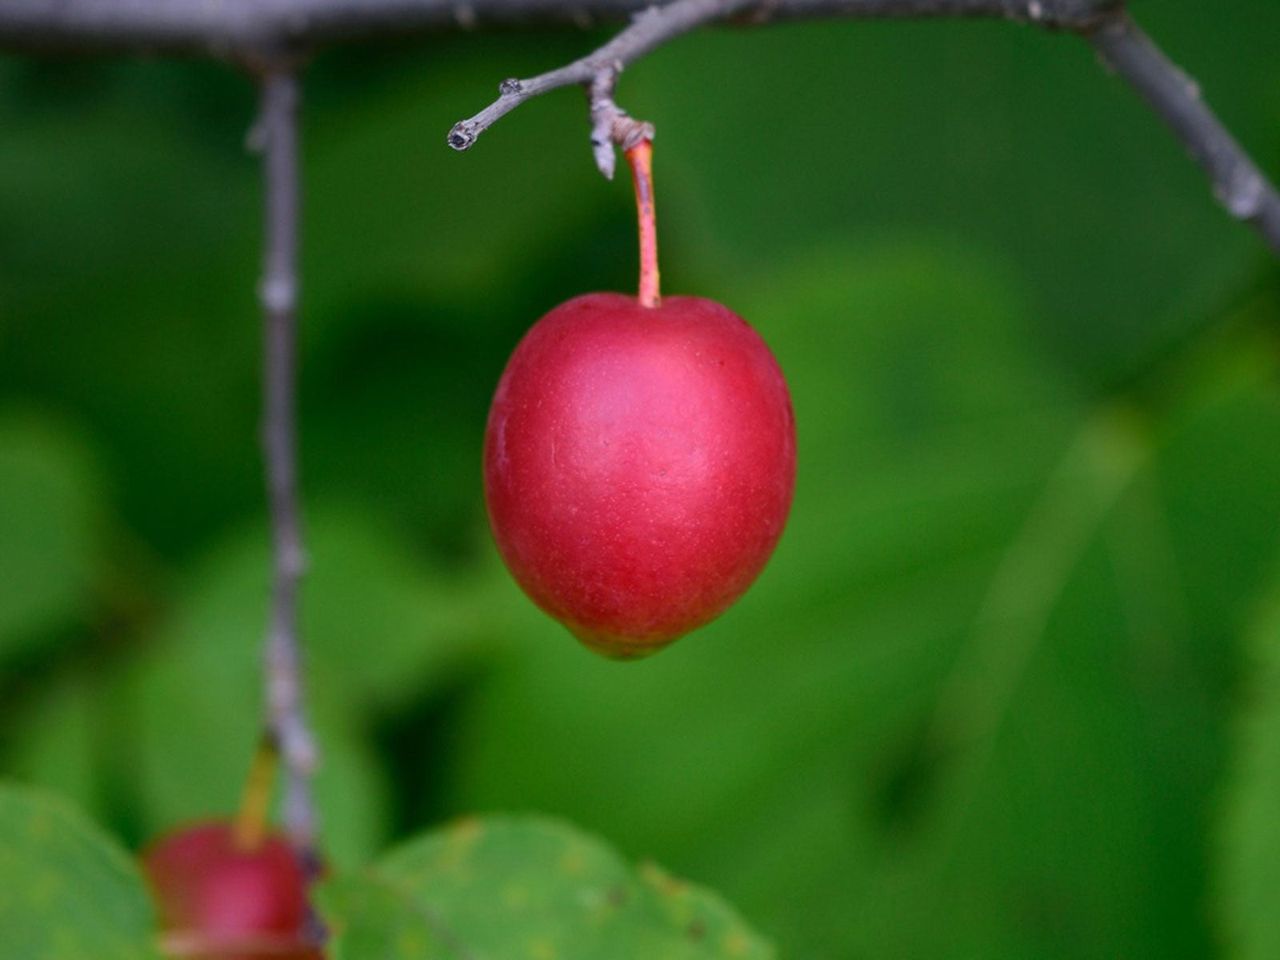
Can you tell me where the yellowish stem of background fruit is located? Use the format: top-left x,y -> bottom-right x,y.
626,139 -> 660,308
233,735 -> 278,851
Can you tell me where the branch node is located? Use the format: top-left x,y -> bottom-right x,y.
1217,169 -> 1265,222
587,66 -> 653,178
448,121 -> 478,151
259,276 -> 298,315
499,77 -> 523,95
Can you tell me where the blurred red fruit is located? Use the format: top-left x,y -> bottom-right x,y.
142,821 -> 320,959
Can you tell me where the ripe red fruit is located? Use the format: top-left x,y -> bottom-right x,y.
142,821 -> 318,960
484,291 -> 796,657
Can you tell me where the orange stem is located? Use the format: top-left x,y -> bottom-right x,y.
625,138 -> 660,308
233,734 -> 278,851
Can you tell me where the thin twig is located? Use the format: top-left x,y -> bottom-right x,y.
255,68 -> 319,867
2,1 -> 1277,254
445,0 -> 1107,152
446,0 -> 751,157
1087,12 -> 1280,254
447,0 -> 1280,258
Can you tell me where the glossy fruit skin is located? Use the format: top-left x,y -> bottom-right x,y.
142,821 -> 318,960
484,292 -> 795,657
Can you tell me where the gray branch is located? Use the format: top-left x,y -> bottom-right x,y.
3,0 -> 1277,257
444,0 -> 1103,149
0,0 -> 1125,58
446,0 -> 1280,257
0,0 -> 643,57
446,0 -> 756,154
1089,13 -> 1280,253
256,68 -> 319,867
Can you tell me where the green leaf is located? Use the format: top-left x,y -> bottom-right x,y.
0,412 -> 103,659
318,874 -> 444,960
322,816 -> 774,960
4,677 -> 99,805
1217,586 -> 1280,960
0,782 -> 156,960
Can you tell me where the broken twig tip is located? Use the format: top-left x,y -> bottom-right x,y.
447,123 -> 475,151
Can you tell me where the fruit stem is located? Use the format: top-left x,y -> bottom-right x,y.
233,734 -> 278,852
626,138 -> 660,308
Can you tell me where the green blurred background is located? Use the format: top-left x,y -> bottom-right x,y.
2,1 -> 1280,956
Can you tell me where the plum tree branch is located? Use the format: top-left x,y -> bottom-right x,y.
446,0 -> 1110,154
0,0 -> 642,56
0,0 -> 1113,55
447,0 -> 1280,256
256,68 -> 320,869
1088,13 -> 1280,252
445,0 -> 753,155
1,0 -> 1277,253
